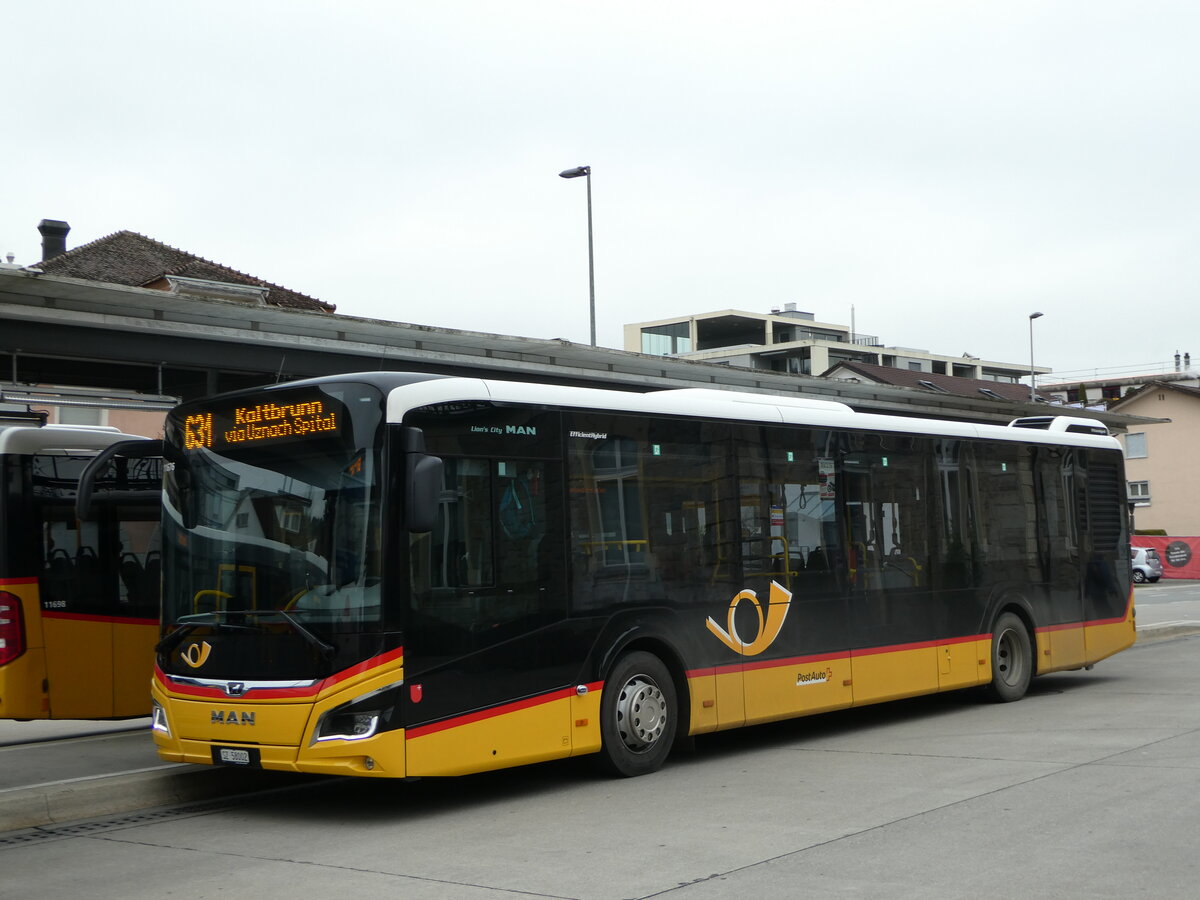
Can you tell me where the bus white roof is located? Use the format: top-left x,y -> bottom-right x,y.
0,423 -> 150,455
386,377 -> 1122,451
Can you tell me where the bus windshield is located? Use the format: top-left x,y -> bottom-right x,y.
161,382 -> 384,634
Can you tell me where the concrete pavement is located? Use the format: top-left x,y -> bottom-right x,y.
3,592 -> 1197,835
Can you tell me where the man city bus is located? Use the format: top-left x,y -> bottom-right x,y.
150,373 -> 1135,778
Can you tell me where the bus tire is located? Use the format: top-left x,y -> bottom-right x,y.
597,651 -> 677,777
986,612 -> 1033,702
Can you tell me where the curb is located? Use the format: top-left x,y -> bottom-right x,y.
1135,622 -> 1200,643
0,765 -> 307,833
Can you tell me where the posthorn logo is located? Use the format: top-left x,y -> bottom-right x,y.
706,581 -> 792,656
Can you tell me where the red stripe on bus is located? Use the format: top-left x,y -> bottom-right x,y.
742,650 -> 847,673
155,646 -> 405,700
1035,621 -> 1080,634
689,650 -> 846,679
42,611 -> 158,626
688,633 -> 988,678
322,646 -> 405,689
0,577 -> 39,586
1036,610 -> 1134,633
405,684 -> 594,740
852,634 -> 989,657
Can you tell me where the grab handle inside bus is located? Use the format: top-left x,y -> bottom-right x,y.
402,427 -> 443,533
75,438 -> 164,521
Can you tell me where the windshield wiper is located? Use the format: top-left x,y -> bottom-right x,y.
165,608 -> 336,661
276,609 -> 337,660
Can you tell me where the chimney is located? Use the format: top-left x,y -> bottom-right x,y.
38,219 -> 70,260
1175,351 -> 1182,372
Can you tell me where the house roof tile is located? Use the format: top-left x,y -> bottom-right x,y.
35,230 -> 334,312
822,360 -> 1048,403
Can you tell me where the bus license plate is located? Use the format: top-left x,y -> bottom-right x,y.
213,746 -> 260,767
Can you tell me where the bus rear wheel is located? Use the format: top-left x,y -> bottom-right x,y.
986,612 -> 1032,702
597,651 -> 678,777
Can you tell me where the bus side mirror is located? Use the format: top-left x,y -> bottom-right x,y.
402,427 -> 442,534
407,455 -> 443,533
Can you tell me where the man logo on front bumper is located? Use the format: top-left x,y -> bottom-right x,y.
212,710 -> 255,725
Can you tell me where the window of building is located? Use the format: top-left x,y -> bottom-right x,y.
1125,433 -> 1148,459
640,322 -> 693,356
907,362 -> 923,372
1129,480 -> 1151,505
57,406 -> 104,426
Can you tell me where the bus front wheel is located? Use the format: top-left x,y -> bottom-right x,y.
986,612 -> 1033,702
597,651 -> 678,777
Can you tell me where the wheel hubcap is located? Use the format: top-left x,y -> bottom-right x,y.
996,628 -> 1025,686
614,674 -> 667,752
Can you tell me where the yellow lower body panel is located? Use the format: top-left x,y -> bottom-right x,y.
405,691 -> 576,777
0,647 -> 49,719
1086,597 -> 1137,665
938,638 -> 990,691
851,645 -> 939,705
742,656 -> 853,726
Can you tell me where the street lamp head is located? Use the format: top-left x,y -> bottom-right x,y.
559,166 -> 591,179
1029,311 -> 1044,320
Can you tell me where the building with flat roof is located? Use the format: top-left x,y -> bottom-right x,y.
626,304 -> 1046,384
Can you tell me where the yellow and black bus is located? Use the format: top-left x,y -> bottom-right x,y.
0,412 -> 162,719
150,373 -> 1135,777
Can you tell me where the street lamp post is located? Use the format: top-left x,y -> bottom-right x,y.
1029,312 -> 1044,402
558,165 -> 595,347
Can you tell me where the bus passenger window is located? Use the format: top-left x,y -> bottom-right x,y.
116,507 -> 161,617
737,426 -> 841,596
566,417 -> 740,612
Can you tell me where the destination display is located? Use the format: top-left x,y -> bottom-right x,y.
182,396 -> 341,451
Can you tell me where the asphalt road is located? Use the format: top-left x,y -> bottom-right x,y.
2,626 -> 1199,899
1133,579 -> 1200,632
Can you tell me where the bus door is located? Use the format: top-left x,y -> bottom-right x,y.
1032,448 -> 1087,670
404,454 -> 574,776
735,426 -> 851,725
844,437 -> 940,703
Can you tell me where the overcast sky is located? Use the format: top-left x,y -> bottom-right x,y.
4,1 -> 1197,382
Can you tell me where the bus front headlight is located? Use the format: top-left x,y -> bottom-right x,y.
311,683 -> 402,745
314,710 -> 380,742
151,699 -> 171,737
